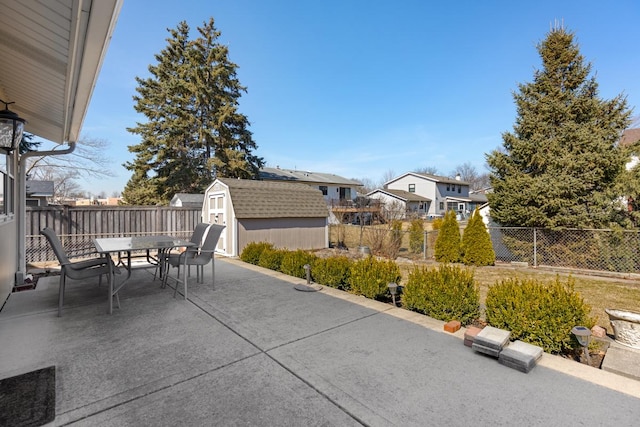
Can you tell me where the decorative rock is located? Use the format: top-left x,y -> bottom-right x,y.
591,325 -> 607,338
472,326 -> 511,357
498,340 -> 544,373
444,320 -> 461,333
464,326 -> 482,347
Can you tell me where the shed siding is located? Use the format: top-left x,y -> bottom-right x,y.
237,218 -> 327,255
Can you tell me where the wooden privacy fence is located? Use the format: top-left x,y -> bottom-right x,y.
27,206 -> 202,263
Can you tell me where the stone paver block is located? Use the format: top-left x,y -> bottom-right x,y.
444,320 -> 461,333
464,326 -> 482,347
472,326 -> 510,356
498,340 -> 543,373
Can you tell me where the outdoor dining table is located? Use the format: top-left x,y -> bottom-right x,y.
93,235 -> 195,314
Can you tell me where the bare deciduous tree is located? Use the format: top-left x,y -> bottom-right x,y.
414,165 -> 440,175
25,136 -> 114,202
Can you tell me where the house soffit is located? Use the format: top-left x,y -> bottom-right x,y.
0,0 -> 122,144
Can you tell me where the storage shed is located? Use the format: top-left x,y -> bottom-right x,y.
202,178 -> 329,256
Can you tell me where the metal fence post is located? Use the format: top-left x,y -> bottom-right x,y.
423,230 -> 427,260
533,227 -> 537,268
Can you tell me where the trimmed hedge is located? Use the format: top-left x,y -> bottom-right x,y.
348,257 -> 401,300
485,276 -> 594,354
312,256 -> 353,290
257,247 -> 287,271
240,241 -> 274,265
402,264 -> 480,325
280,250 -> 319,279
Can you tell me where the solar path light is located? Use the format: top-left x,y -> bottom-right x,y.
571,326 -> 592,365
388,282 -> 398,306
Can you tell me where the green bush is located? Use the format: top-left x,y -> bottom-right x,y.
402,264 -> 479,325
257,247 -> 286,271
461,209 -> 495,266
312,256 -> 353,290
280,250 -> 319,279
409,219 -> 424,254
485,276 -> 594,354
434,210 -> 461,263
348,257 -> 401,300
240,241 -> 274,265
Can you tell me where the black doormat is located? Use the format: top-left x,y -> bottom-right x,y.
0,366 -> 55,427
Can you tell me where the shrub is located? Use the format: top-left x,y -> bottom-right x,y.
348,257 -> 401,300
240,241 -> 274,265
257,247 -> 286,271
485,276 -> 594,354
387,220 -> 404,258
434,210 -> 461,263
431,217 -> 444,230
402,264 -> 479,325
409,219 -> 424,254
312,256 -> 353,290
461,209 -> 495,266
280,250 -> 319,279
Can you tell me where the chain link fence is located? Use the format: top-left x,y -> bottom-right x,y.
329,224 -> 640,274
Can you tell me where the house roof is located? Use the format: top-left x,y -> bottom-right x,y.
26,180 -> 54,197
215,178 -> 329,219
367,189 -> 431,203
468,193 -> 488,203
0,0 -> 122,144
620,128 -> 640,147
385,172 -> 470,187
260,167 -> 363,187
170,193 -> 204,207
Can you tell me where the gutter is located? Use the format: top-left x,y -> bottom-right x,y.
15,142 -> 76,284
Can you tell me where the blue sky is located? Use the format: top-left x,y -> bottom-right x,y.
77,0 -> 640,195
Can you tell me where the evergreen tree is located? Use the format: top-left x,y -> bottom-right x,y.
486,27 -> 631,228
408,218 -> 424,254
123,18 -> 263,205
434,210 -> 461,263
462,209 -> 495,266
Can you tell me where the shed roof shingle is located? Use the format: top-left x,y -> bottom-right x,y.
217,178 -> 329,219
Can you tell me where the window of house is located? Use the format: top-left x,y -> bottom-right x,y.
439,202 -> 444,210
446,184 -> 450,191
0,154 -> 14,216
458,185 -> 461,193
319,186 -> 328,196
408,183 -> 415,193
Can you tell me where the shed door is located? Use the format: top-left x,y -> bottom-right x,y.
208,193 -> 226,252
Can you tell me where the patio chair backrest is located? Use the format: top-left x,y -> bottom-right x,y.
190,223 -> 210,246
41,227 -> 71,265
197,224 -> 225,259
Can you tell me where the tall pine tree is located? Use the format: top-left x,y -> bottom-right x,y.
123,18 -> 263,205
486,26 -> 631,228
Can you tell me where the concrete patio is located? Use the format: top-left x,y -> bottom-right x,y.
1,257 -> 640,426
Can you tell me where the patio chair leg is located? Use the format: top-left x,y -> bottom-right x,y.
58,274 -> 66,317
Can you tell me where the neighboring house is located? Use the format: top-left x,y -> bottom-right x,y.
383,172 -> 472,219
259,167 -> 362,204
170,193 -> 205,208
202,178 -> 329,257
0,0 -> 122,300
468,191 -> 489,214
366,188 -> 430,219
25,180 -> 54,207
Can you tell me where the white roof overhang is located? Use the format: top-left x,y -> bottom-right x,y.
0,0 -> 122,144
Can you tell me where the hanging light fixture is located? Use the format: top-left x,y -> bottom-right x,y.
0,99 -> 26,153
